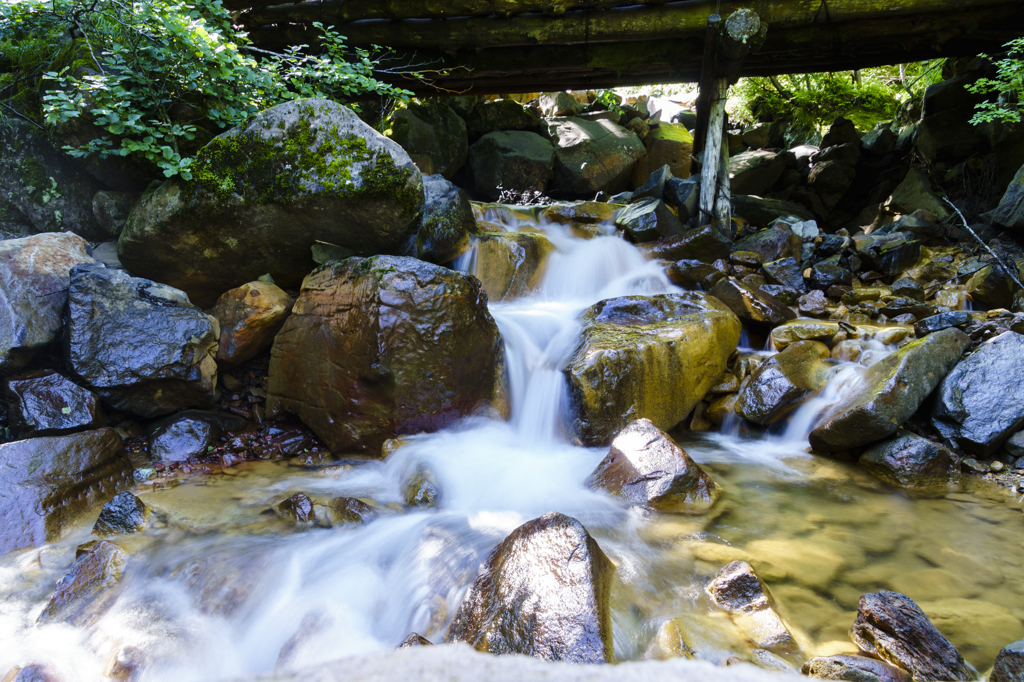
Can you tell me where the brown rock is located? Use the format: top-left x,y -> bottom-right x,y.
37,540 -> 126,626
706,560 -> 796,651
473,231 -> 555,302
735,340 -> 832,425
709,277 -> 797,328
210,281 -> 294,366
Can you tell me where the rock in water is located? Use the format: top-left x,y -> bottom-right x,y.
849,591 -> 973,682
210,281 -> 294,366
736,340 -> 832,425
446,512 -> 613,663
398,633 -> 433,648
587,418 -> 721,513
0,428 -> 133,554
65,264 -> 220,418
809,328 -> 970,454
706,560 -> 796,651
267,255 -> 503,455
0,233 -> 95,372
414,174 -> 476,264
37,540 -> 126,626
565,292 -> 741,446
992,639 -> 1024,682
473,231 -> 555,302
93,491 -> 149,536
802,655 -> 911,682
932,331 -> 1024,456
4,370 -> 104,435
118,99 -> 424,307
858,432 -> 961,490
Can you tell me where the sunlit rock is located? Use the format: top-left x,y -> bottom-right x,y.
37,540 -> 126,626
802,654 -> 911,682
210,280 -> 294,366
736,340 -> 831,425
706,560 -> 796,651
858,431 -> 960,490
473,231 -> 555,301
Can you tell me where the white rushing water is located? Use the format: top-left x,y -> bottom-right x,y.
0,208 -> 943,680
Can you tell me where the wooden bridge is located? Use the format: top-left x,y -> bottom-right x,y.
228,0 -> 1024,95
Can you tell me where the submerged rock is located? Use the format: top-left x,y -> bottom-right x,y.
326,497 -> 377,525
564,292 -> 741,446
118,99 -> 424,307
932,331 -> 1024,456
4,371 -> 104,435
802,654 -> 911,682
210,281 -> 294,366
706,560 -> 796,651
473,231 -> 555,301
858,432 -> 960,490
277,493 -> 315,524
446,512 -> 613,663
736,341 -> 831,425
849,591 -> 972,682
37,540 -> 126,626
993,638 -> 1024,682
0,233 -> 95,372
65,264 -> 219,417
587,418 -> 721,513
267,256 -> 503,455
0,428 -> 133,554
93,491 -> 150,537
809,328 -> 970,454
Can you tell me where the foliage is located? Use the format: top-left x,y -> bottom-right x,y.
968,37 -> 1024,125
592,89 -> 624,116
0,0 -> 414,179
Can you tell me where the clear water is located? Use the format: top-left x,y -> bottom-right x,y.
2,207 -> 1022,680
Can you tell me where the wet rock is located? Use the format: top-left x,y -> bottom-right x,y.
709,278 -> 796,328
4,371 -> 103,435
93,491 -> 149,537
985,163 -> 1024,233
327,497 -> 377,525
118,99 -> 424,307
615,198 -> 684,243
65,264 -> 219,418
762,257 -> 806,292
736,341 -> 832,425
858,431 -> 961,490
147,412 -> 223,462
810,263 -> 853,290
210,281 -> 294,366
663,177 -> 700,224
665,260 -> 726,289
404,466 -> 441,508
544,117 -> 647,196
735,225 -> 803,264
414,175 -> 476,263
729,150 -> 785,196
399,633 -> 433,649
0,428 -> 133,553
565,292 -> 741,445
771,320 -> 838,350
799,290 -> 829,317
885,169 -> 951,222
802,654 -> 911,682
640,225 -> 733,263
732,195 -> 815,226
992,638 -> 1024,682
473,231 -> 555,302
446,512 -> 613,663
809,328 -> 970,454
587,418 -> 721,513
37,540 -> 126,626
1007,431 -> 1024,458
466,99 -> 539,139
913,311 -> 971,336
706,560 -> 796,651
277,493 -> 315,524
267,256 -> 503,455
631,125 -> 694,189
849,591 -> 973,682
3,665 -> 58,682
386,100 -> 467,179
468,131 -> 555,201
966,263 -> 1024,309
855,233 -> 922,278
0,233 -> 96,372
932,331 -> 1024,456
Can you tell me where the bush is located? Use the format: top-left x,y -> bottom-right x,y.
0,0 -> 414,179
968,37 -> 1024,125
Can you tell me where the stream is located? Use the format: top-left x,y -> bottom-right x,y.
2,207 -> 1023,680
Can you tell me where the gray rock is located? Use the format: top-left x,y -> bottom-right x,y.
91,191 -> 137,238
93,491 -> 149,536
65,264 -> 220,418
886,169 -> 951,221
859,431 -> 961,489
544,117 -> 646,196
706,561 -> 795,651
855,233 -> 922,277
615,198 -> 684,243
398,633 -> 433,649
762,257 -> 806,291
732,195 -> 815,226
850,591 -> 973,682
0,233 -> 95,372
414,175 -> 476,263
862,126 -> 897,157
729,150 -> 785,196
914,311 -> 971,337
539,92 -> 582,118
810,328 -> 970,454
932,331 -> 1024,456
641,225 -> 733,263
631,164 -> 673,202
386,100 -> 468,179
735,225 -> 803,264
466,99 -> 539,139
468,131 -> 555,201
148,414 -> 216,462
808,143 -> 859,210
736,341 -> 831,425
709,277 -> 797,328
802,655 -> 910,682
918,107 -> 990,165
4,370 -> 104,435
992,638 -> 1024,682
587,418 -> 721,513
1006,431 -> 1024,458
37,540 -> 126,626
446,512 -> 613,663
985,163 -> 1024,233
664,177 -> 700,224
118,99 -> 424,307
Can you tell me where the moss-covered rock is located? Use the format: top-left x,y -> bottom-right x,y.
414,174 -> 476,264
543,117 -> 647,197
386,99 -> 468,179
118,99 -> 425,307
565,292 -> 741,446
473,231 -> 555,302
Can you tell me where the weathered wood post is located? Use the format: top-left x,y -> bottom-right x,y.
695,9 -> 765,236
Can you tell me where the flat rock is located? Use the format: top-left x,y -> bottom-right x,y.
858,431 -> 961,490
802,655 -> 911,682
587,418 -> 722,513
446,512 -> 613,663
210,281 -> 294,366
4,371 -> 103,435
706,560 -> 796,651
709,277 -> 797,328
736,340 -> 832,425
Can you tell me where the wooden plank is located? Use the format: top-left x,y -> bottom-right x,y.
692,13 -> 720,157
698,77 -> 728,229
238,0 -> 676,21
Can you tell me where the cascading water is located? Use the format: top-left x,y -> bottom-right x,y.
3,207 -> 1023,680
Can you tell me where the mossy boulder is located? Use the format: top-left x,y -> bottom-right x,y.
565,292 -> 741,446
414,174 -> 476,264
118,99 -> 424,307
386,99 -> 468,179
473,231 -> 555,302
543,117 -> 647,197
266,255 -> 504,456
468,131 -> 555,201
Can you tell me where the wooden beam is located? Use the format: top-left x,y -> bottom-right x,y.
698,77 -> 728,229
239,0 -> 679,21
693,13 -> 721,158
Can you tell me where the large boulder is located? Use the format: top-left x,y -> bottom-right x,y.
729,150 -> 785,196
0,233 -> 95,372
544,117 -> 647,196
640,225 -> 733,264
4,370 -> 104,435
858,431 -> 961,489
966,263 -> 1024,309
992,639 -> 1024,682
809,328 -> 970,454
0,428 -> 133,554
468,131 -> 555,201
631,123 -> 694,186
808,143 -> 860,211
985,163 -> 1024,233
885,169 -> 951,221
65,264 -> 220,418
210,281 -> 294,366
0,119 -> 106,239
918,108 -> 990,165
118,99 -> 424,307
414,174 -> 477,263
735,340 -> 832,425
732,195 -> 815,226
849,591 -> 973,682
706,560 -> 796,651
564,292 -> 741,446
587,418 -> 721,513
267,256 -> 504,455
386,100 -> 468,179
465,99 -> 540,139
734,225 -> 802,264
615,198 -> 684,243
932,331 -> 1024,456
446,512 -> 613,663
473,232 -> 555,302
